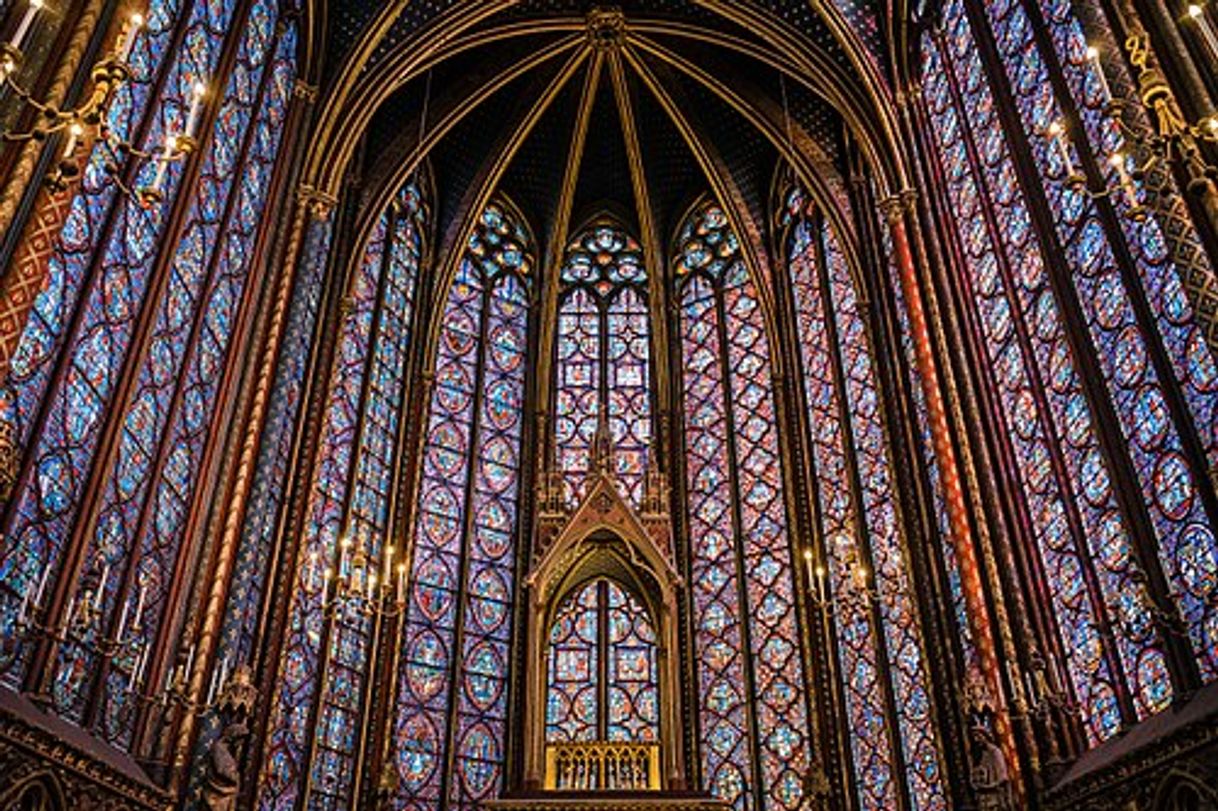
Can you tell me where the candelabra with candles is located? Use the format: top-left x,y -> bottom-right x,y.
305,534 -> 409,620
0,0 -> 208,204
4,561 -> 202,707
1043,9 -> 1218,219
802,535 -> 879,614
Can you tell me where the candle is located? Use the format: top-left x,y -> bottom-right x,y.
115,594 -> 130,641
383,544 -> 394,582
9,0 -> 44,53
65,594 -> 76,627
307,550 -> 319,591
183,81 -> 206,138
1190,5 -> 1218,60
149,136 -> 174,194
339,537 -> 351,579
397,562 -> 406,603
117,12 -> 144,63
96,563 -> 110,611
1110,152 -> 1138,207
34,565 -> 50,606
62,122 -> 83,158
130,645 -> 148,691
1086,45 -> 1111,104
133,581 -> 145,630
1047,121 -> 1075,176
184,642 -> 196,677
367,572 -> 378,602
206,665 -> 219,705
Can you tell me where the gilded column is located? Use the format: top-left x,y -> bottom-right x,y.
0,0 -> 106,234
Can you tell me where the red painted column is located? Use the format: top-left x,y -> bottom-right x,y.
882,192 -> 1021,784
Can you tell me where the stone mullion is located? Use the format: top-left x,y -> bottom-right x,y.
503,257 -> 539,792
665,284 -> 703,792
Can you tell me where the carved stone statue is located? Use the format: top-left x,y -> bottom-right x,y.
201,721 -> 247,811
375,763 -> 400,811
969,723 -> 1015,811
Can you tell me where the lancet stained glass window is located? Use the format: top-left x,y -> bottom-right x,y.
677,201 -> 809,811
0,0 -> 299,750
555,223 -> 650,505
978,0 -> 1218,683
921,0 -> 1206,742
259,180 -> 427,811
782,193 -> 947,811
545,578 -> 659,744
393,202 -> 532,811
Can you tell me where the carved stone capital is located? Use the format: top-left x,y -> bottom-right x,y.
292,79 -> 319,103
296,184 -> 337,220
878,189 -> 917,223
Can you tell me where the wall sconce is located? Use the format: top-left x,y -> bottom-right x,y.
1047,31 -> 1218,220
0,3 -> 207,206
305,534 -> 408,621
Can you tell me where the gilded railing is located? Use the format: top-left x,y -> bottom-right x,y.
544,741 -> 661,791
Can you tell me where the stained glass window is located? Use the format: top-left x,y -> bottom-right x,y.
259,180 -> 427,810
978,0 -> 1218,683
922,0 -> 1183,742
393,202 -> 532,811
677,201 -> 808,811
782,192 -> 946,811
545,578 -> 659,744
0,0 -> 299,748
555,223 -> 650,505
191,215 -> 333,790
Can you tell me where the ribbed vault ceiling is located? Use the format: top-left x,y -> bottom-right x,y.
319,1 -> 901,286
